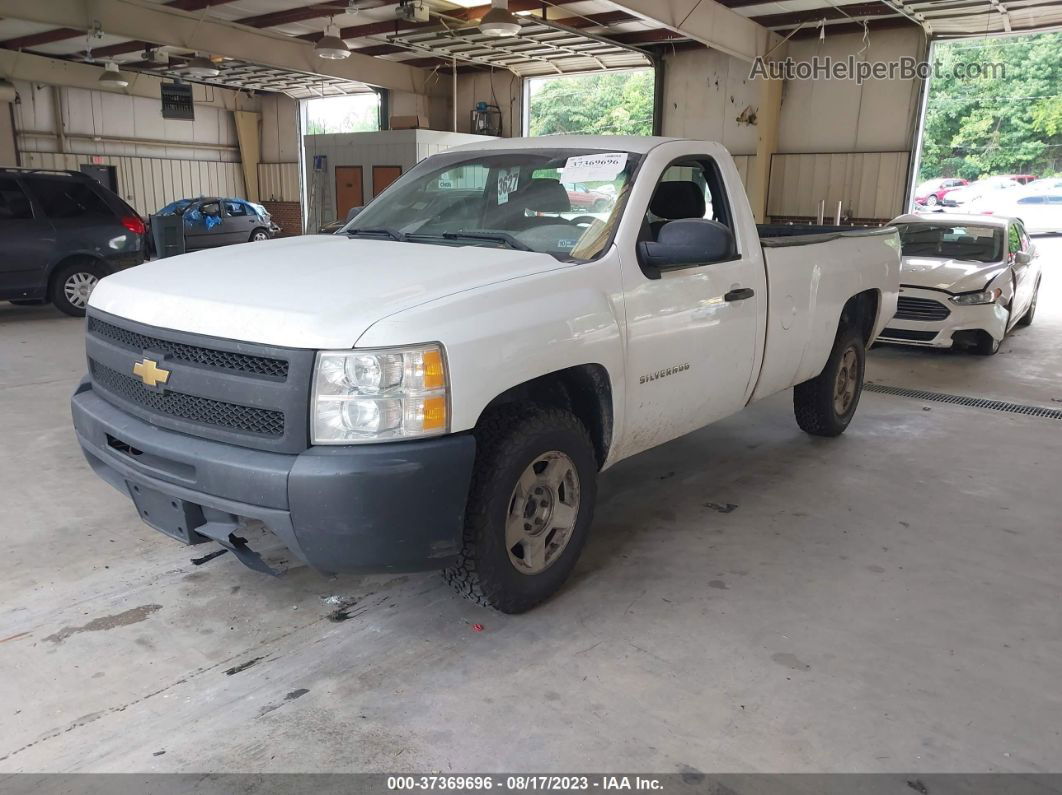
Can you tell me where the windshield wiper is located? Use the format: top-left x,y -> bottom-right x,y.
440,231 -> 532,251
346,227 -> 405,241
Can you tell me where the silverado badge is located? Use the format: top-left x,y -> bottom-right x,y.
132,358 -> 170,388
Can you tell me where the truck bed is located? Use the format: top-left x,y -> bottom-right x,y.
757,224 -> 885,246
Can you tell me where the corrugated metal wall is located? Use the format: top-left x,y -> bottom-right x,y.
258,163 -> 300,202
767,151 -> 910,221
20,151 -> 246,215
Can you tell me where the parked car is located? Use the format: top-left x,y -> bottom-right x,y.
1001,174 -> 1038,185
940,176 -> 1021,208
914,177 -> 968,207
1022,177 -> 1062,193
151,196 -> 279,250
72,136 -> 899,612
972,190 -> 1062,234
880,213 -> 1041,354
0,167 -> 145,316
565,184 -> 613,211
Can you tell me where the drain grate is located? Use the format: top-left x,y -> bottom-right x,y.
865,383 -> 1062,420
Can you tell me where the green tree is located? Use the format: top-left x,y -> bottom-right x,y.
920,32 -> 1062,180
528,70 -> 654,137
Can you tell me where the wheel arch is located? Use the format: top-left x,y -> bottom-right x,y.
46,253 -> 106,298
475,363 -> 614,470
839,288 -> 880,346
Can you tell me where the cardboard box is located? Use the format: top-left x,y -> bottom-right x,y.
389,114 -> 428,130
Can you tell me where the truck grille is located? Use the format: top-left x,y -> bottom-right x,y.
90,361 -> 285,437
88,317 -> 288,379
895,296 -> 950,321
85,310 -> 314,453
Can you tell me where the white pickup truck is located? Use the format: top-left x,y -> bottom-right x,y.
72,136 -> 899,612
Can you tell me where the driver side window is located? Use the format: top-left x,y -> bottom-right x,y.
644,159 -> 733,243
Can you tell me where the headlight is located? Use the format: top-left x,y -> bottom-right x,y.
312,344 -> 448,444
951,288 -> 1002,306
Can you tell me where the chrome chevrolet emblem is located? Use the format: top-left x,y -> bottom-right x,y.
132,358 -> 170,388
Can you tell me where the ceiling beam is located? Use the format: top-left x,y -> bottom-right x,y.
0,0 -> 438,94
0,46 -> 257,107
751,3 -> 901,29
603,0 -> 781,62
0,0 -> 236,50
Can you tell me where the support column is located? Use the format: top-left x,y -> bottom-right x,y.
747,71 -> 782,225
234,110 -> 261,202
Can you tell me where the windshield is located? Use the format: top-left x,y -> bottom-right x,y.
344,148 -> 642,261
896,223 -> 1003,263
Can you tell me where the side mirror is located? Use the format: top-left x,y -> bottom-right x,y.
1014,251 -> 1032,265
345,206 -> 364,224
637,218 -> 736,278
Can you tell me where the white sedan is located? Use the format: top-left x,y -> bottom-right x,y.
969,189 -> 1062,233
879,214 -> 1042,355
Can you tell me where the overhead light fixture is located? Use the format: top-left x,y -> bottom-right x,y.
315,21 -> 350,59
98,61 -> 129,88
479,0 -> 520,37
184,54 -> 220,77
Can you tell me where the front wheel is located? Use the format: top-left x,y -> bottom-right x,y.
249,228 -> 270,242
443,406 -> 597,613
793,329 -> 866,437
51,260 -> 104,317
925,195 -> 939,207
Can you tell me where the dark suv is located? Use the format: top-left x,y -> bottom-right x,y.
1,168 -> 146,316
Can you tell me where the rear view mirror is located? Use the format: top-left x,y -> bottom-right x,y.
1014,251 -> 1032,265
345,206 -> 364,223
638,218 -> 736,278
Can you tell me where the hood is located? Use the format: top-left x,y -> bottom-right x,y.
901,256 -> 1006,293
89,235 -> 567,349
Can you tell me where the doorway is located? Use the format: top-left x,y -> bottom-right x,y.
80,164 -> 118,194
335,166 -> 364,218
372,165 -> 402,198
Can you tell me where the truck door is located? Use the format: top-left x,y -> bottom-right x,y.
619,156 -> 764,454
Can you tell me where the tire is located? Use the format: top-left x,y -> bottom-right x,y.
1016,281 -> 1039,327
443,406 -> 597,614
249,228 -> 270,242
50,259 -> 105,317
926,195 -> 938,206
593,198 -> 609,212
794,328 -> 866,437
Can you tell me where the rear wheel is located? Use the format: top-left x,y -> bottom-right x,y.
794,328 -> 865,437
249,228 -> 270,242
443,406 -> 597,614
51,260 -> 104,317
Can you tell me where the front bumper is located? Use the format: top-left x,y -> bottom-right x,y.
71,380 -> 476,573
878,287 -> 1008,349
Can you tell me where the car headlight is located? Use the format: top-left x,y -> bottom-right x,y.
951,288 -> 1002,306
312,344 -> 448,444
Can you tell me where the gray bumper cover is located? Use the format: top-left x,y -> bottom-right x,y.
71,380 -> 476,573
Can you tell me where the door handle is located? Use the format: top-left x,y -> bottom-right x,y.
724,287 -> 755,302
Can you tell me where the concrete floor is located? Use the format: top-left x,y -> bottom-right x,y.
1,238 -> 1060,775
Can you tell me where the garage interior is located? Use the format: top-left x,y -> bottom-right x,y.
1,0 -> 1061,778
